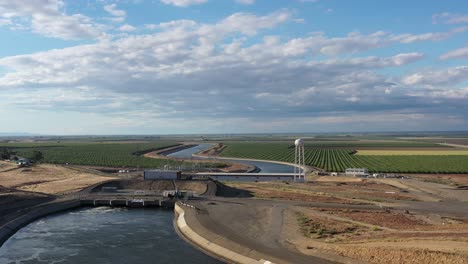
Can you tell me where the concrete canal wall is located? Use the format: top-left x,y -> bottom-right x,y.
0,199 -> 81,247
0,196 -> 176,247
174,203 -> 276,264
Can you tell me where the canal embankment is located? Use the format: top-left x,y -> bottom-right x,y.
174,202 -> 278,264
0,178 -> 214,247
193,152 -> 311,175
0,206 -> 222,264
159,144 -> 197,156
191,143 -> 312,174
0,198 -> 81,247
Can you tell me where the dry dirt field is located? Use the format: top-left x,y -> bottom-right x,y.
403,173 -> 468,186
222,175 -> 468,263
226,179 -> 420,205
0,161 -> 115,225
0,162 -> 114,195
285,206 -> 468,264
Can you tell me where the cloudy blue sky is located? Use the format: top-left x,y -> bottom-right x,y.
0,0 -> 467,135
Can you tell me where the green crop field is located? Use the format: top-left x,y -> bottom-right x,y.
219,142 -> 468,173
302,141 -> 444,148
0,142 -> 219,169
356,150 -> 468,155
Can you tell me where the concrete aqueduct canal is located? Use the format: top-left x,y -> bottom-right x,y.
0,207 -> 222,263
0,144 -> 302,264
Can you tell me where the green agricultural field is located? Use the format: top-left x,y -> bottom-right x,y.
303,141 -> 444,148
219,142 -> 468,173
356,150 -> 468,155
0,141 -> 218,169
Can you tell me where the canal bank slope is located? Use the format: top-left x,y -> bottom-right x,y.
0,198 -> 81,247
193,153 -> 311,175
174,200 -> 337,264
175,203 -> 273,264
192,143 -> 313,174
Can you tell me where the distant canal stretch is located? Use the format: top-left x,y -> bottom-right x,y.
166,143 -> 297,174
167,144 -> 215,159
0,207 -> 222,264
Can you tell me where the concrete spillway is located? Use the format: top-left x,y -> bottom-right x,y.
80,197 -> 175,208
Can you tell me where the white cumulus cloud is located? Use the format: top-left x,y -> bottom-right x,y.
0,8 -> 467,132
440,47 -> 468,60
433,12 -> 468,24
104,4 -> 126,17
0,0 -> 104,40
160,0 -> 208,7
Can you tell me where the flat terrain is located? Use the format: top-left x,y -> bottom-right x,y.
0,161 -> 116,229
0,141 -> 185,168
401,138 -> 468,146
218,141 -> 468,173
356,150 -> 468,155
195,175 -> 468,264
0,162 -> 113,195
2,136 -> 468,263
404,173 -> 468,186
225,180 -> 416,204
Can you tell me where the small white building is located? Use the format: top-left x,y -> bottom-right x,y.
144,170 -> 182,180
345,168 -> 369,177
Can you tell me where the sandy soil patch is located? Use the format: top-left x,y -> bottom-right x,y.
378,178 -> 468,202
403,173 -> 468,186
0,161 -> 17,172
226,180 -> 418,205
333,246 -> 468,264
315,176 -> 363,183
306,181 -> 417,202
0,164 -> 114,195
283,207 -> 468,264
314,208 -> 429,230
226,182 -> 368,204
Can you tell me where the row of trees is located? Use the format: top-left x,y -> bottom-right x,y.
0,148 -> 16,160
0,148 -> 43,163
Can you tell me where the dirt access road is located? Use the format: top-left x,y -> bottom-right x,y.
185,176 -> 468,264
187,198 -> 341,264
188,195 -> 468,264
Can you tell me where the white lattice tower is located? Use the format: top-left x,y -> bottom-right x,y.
294,139 -> 305,182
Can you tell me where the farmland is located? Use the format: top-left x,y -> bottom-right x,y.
219,142 -> 468,173
0,141 -> 215,168
356,150 -> 468,155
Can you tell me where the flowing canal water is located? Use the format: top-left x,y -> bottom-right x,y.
168,143 -> 296,173
0,207 -> 222,264
0,144 -> 300,263
167,144 -> 215,159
